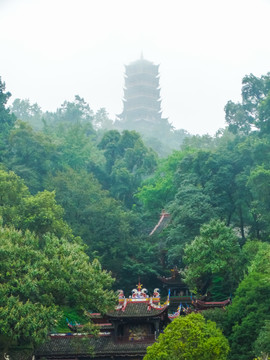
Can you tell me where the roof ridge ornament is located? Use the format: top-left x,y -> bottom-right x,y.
137,281 -> 143,292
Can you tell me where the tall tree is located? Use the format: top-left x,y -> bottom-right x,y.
10,98 -> 43,130
254,320 -> 270,360
0,78 -> 16,161
93,107 -> 113,130
46,95 -> 94,125
183,220 -> 242,298
247,165 -> 270,239
165,182 -> 215,267
0,169 -> 73,240
136,150 -> 189,217
224,73 -> 270,134
258,92 -> 270,134
226,242 -> 270,360
6,121 -> 58,193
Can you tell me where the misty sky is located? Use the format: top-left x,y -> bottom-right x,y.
1,0 -> 270,135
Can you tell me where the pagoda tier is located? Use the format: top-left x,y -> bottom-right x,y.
119,114 -> 163,126
125,74 -> 160,88
123,98 -> 161,112
124,86 -> 161,100
125,60 -> 159,77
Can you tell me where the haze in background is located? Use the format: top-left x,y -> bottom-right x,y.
0,0 -> 270,135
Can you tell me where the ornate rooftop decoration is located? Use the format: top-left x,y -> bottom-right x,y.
158,266 -> 185,286
108,285 -> 169,318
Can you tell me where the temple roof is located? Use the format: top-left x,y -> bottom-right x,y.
192,298 -> 231,309
91,285 -> 169,319
158,267 -> 185,286
149,210 -> 170,236
107,300 -> 168,319
36,335 -> 152,357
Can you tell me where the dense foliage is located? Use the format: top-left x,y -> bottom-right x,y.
1,70 -> 270,358
225,242 -> 270,360
144,313 -> 230,360
0,225 -> 115,351
183,220 -> 242,298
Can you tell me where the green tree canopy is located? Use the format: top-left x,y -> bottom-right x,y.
98,130 -> 157,208
0,169 -> 74,240
93,107 -> 113,131
6,121 -> 58,193
136,150 -> 189,217
165,182 -> 215,266
45,95 -> 94,125
226,242 -> 270,360
46,169 -> 136,278
247,165 -> 270,239
0,225 -> 115,352
0,169 -> 29,223
224,73 -> 270,134
10,98 -> 43,130
0,78 -> 16,161
15,190 -> 74,240
254,320 -> 270,360
183,220 -> 242,298
144,313 -> 229,360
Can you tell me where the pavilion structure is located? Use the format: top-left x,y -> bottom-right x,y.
158,267 -> 193,312
158,268 -> 231,317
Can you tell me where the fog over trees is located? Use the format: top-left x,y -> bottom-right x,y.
1,71 -> 270,359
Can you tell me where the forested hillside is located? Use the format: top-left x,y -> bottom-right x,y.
1,72 -> 270,359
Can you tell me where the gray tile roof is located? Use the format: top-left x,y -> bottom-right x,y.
36,335 -> 154,357
107,301 -> 168,318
